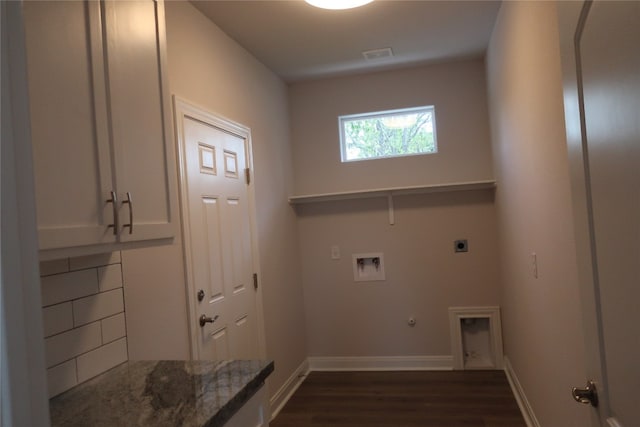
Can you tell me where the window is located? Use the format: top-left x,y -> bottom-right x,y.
339,106 -> 437,162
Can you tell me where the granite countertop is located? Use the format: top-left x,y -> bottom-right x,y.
49,360 -> 274,427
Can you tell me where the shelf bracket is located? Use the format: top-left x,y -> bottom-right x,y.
387,194 -> 395,225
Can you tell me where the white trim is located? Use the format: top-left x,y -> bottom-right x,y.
1,1 -> 51,424
269,359 -> 310,421
172,96 -> 267,361
606,418 -> 624,427
308,356 -> 453,372
503,356 -> 541,427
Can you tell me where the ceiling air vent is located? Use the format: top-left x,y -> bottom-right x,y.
362,47 -> 393,61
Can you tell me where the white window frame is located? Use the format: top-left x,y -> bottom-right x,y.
339,105 -> 438,163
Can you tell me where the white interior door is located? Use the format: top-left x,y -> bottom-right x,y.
562,1 -> 639,426
176,101 -> 262,361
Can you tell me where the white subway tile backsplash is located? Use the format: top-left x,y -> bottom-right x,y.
45,322 -> 102,368
69,252 -> 121,271
98,264 -> 123,292
101,313 -> 126,344
72,289 -> 124,327
39,259 -> 69,277
41,254 -> 128,393
42,302 -> 73,338
41,269 -> 98,307
76,338 -> 127,383
47,359 -> 77,398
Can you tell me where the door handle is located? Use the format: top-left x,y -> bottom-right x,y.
572,380 -> 598,407
122,192 -> 133,234
199,314 -> 219,327
106,191 -> 119,235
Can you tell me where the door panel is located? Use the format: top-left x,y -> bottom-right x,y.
233,315 -> 252,359
202,197 -> 225,302
226,197 -> 251,293
24,1 -> 115,249
208,327 -> 230,361
104,0 -> 175,242
578,2 -> 640,425
182,115 -> 259,361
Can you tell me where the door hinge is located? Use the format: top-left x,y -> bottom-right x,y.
253,273 -> 258,291
245,168 -> 251,185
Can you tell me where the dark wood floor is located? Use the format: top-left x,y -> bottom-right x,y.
270,370 -> 527,427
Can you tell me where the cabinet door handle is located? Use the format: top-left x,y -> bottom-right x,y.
122,192 -> 133,234
106,191 -> 118,235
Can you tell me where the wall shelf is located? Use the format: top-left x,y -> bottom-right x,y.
288,180 -> 496,225
288,180 -> 495,204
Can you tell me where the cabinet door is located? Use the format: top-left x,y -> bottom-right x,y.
103,0 -> 176,242
25,1 -> 117,250
223,386 -> 269,427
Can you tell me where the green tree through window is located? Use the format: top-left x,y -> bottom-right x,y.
340,106 -> 437,162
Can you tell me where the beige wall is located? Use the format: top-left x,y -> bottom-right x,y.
292,61 -> 499,358
485,2 -> 589,426
120,2 -> 591,423
123,1 -> 308,401
297,191 -> 499,358
289,59 -> 494,196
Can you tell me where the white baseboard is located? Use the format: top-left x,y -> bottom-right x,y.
503,356 -> 541,427
269,358 -> 310,421
606,418 -> 624,427
308,355 -> 453,371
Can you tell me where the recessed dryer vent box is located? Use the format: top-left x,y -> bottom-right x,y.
448,306 -> 503,370
352,253 -> 385,282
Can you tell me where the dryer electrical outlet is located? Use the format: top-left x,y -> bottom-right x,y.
454,239 -> 468,253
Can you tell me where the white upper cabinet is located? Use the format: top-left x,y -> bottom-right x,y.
25,1 -> 115,250
102,1 -> 174,243
24,0 -> 176,258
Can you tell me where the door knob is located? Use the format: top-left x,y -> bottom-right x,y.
199,314 -> 219,327
572,380 -> 598,407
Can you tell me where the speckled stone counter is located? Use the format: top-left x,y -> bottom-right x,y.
49,360 -> 274,427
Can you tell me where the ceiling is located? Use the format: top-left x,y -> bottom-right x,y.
191,0 -> 501,83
